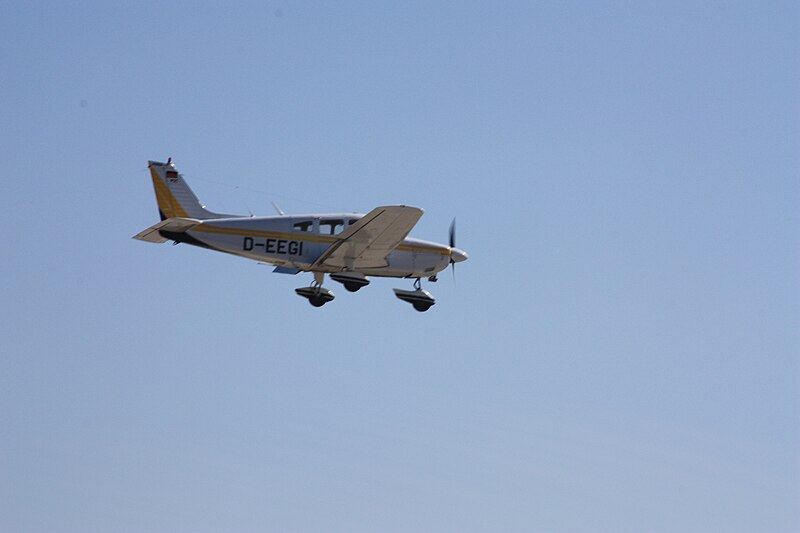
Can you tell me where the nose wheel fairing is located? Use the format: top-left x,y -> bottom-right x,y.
393,288 -> 435,312
393,279 -> 436,312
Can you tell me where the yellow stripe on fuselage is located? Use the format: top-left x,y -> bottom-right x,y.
192,224 -> 450,256
194,225 -> 336,243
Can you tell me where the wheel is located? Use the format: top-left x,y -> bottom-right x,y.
413,302 -> 432,312
344,283 -> 362,293
309,296 -> 326,307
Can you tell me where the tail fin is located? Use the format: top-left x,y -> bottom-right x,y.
148,159 -> 233,220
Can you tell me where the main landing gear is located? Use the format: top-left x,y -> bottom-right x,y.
330,271 -> 370,292
393,278 -> 436,312
296,273 -> 437,312
295,272 -> 335,307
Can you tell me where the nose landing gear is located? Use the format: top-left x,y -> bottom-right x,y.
393,278 -> 436,312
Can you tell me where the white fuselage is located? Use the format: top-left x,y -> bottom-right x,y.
179,213 -> 452,278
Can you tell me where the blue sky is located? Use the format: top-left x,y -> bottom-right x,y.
1,1 -> 798,532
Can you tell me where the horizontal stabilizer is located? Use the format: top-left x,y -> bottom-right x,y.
133,217 -> 202,243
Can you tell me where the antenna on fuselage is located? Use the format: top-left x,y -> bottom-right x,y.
271,201 -> 286,216
242,197 -> 254,217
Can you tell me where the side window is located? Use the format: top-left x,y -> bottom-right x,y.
293,221 -> 313,232
320,219 -> 344,235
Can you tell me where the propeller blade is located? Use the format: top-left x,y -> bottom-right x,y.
449,218 -> 457,283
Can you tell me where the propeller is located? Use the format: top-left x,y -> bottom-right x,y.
449,218 -> 457,281
447,218 -> 469,282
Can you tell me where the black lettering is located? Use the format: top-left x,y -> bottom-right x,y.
299,241 -> 303,255
243,237 -> 253,251
277,240 -> 287,254
288,241 -> 299,255
265,239 -> 276,253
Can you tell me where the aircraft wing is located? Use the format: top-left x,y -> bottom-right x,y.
133,217 -> 202,243
313,205 -> 423,269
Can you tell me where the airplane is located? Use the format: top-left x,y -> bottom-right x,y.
134,159 -> 468,311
